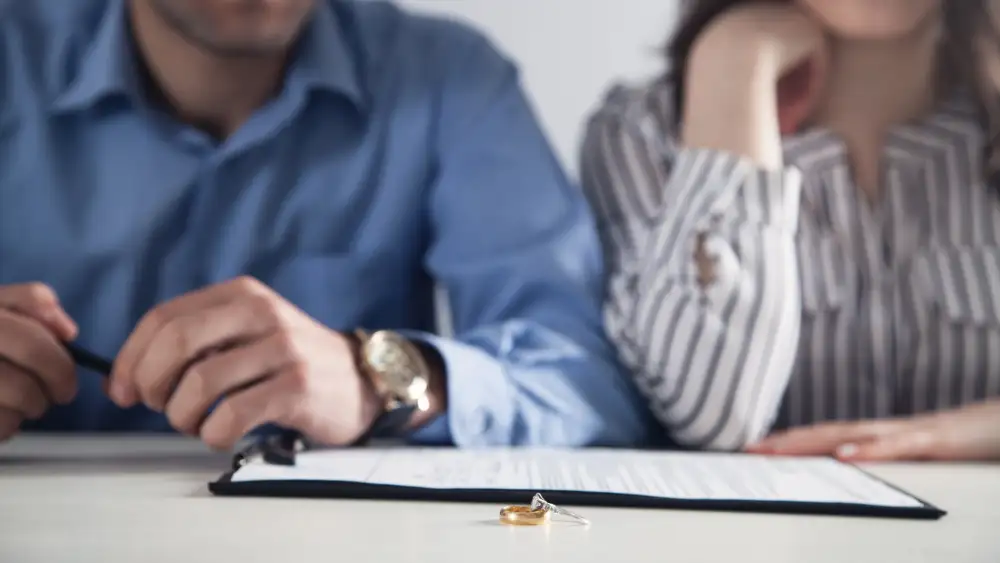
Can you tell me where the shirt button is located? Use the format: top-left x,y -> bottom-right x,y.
176,128 -> 213,154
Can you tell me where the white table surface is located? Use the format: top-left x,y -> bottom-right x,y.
0,435 -> 997,563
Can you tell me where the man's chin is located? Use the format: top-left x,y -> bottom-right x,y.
192,36 -> 293,58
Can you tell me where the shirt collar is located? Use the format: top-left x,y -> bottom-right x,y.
52,0 -> 367,115
52,0 -> 135,113
289,1 -> 367,111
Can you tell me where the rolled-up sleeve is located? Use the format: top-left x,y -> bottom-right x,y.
405,28 -> 654,447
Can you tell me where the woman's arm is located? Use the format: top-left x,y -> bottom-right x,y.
580,4 -> 828,451
581,95 -> 800,451
748,400 -> 1000,462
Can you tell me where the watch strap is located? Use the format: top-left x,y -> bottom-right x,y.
349,404 -> 417,446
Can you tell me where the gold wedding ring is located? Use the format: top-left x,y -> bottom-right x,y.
499,504 -> 550,526
498,494 -> 590,527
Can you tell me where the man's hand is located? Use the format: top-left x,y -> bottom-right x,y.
747,401 -> 1000,462
108,277 -> 381,450
0,283 -> 78,441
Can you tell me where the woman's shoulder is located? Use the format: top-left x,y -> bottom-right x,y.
584,75 -> 681,150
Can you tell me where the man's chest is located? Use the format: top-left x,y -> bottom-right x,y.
0,114 -> 433,342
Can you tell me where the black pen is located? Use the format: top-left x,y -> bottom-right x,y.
233,429 -> 302,470
65,342 -> 113,376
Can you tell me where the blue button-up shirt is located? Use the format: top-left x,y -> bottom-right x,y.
0,0 -> 653,447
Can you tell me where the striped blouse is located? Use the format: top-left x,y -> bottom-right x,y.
581,78 -> 1000,451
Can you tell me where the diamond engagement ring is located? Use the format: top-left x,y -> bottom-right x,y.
530,494 -> 591,526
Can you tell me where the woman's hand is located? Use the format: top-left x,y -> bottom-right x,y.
683,3 -> 829,168
747,401 -> 1000,462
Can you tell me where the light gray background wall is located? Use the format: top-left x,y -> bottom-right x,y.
392,1 -> 681,333
397,1 -> 681,177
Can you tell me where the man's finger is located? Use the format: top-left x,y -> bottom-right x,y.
0,283 -> 77,341
128,294 -> 288,411
165,332 -> 299,435
0,362 -> 49,420
0,309 -> 76,404
835,429 -> 938,462
0,407 -> 23,442
111,277 -> 273,407
199,372 -> 302,451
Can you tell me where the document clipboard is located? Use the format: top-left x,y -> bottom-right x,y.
209,443 -> 946,520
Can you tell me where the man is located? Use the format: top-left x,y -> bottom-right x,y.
0,0 -> 653,450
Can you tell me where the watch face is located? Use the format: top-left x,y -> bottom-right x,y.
365,332 -> 429,401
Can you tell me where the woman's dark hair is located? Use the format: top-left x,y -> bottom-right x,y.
664,0 -> 1000,171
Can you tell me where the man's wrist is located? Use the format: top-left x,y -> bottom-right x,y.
346,331 -> 384,442
356,368 -> 384,435
349,331 -> 447,441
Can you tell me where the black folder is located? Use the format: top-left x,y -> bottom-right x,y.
209,438 -> 945,520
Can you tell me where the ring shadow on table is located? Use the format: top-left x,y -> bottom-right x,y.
471,518 -> 590,528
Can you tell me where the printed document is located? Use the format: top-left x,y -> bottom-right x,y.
230,448 -> 923,508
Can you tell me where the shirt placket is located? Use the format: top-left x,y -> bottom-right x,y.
853,167 -> 896,420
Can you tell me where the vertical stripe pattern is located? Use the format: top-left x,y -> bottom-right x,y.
580,80 -> 1000,450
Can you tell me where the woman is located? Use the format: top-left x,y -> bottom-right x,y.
581,0 -> 1000,461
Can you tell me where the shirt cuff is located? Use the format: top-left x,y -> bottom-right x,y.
667,147 -> 803,230
400,331 -> 514,447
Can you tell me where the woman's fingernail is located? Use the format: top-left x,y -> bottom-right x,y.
836,443 -> 859,459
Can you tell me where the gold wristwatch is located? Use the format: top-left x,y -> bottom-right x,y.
354,329 -> 432,438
